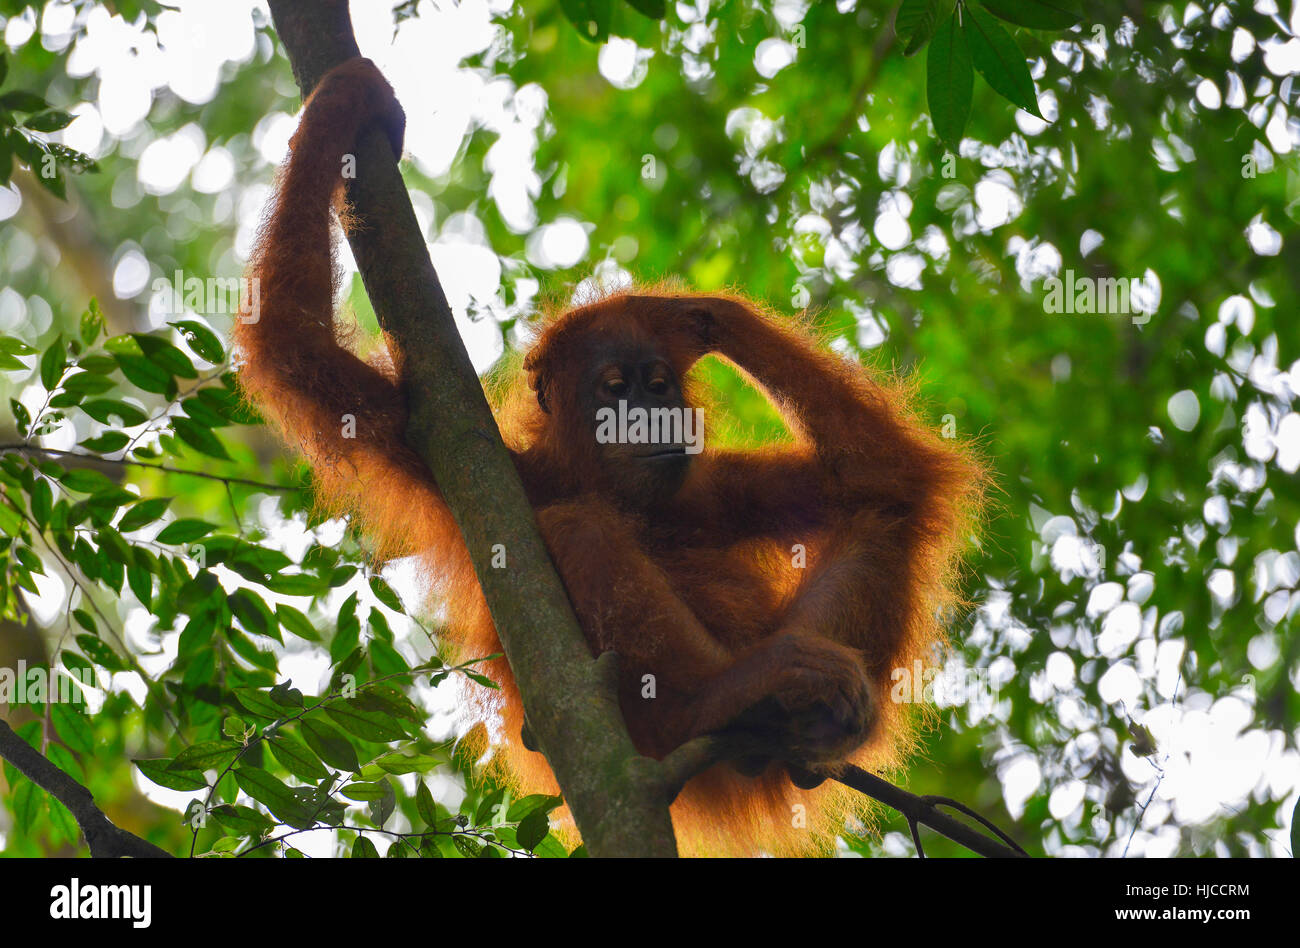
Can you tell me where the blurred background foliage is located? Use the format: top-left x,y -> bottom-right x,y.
0,0 -> 1297,857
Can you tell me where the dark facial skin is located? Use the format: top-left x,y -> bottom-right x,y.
581,340 -> 692,508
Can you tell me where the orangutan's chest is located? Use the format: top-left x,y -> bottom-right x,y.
654,534 -> 823,651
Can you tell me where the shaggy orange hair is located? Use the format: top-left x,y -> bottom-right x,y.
234,58 -> 985,857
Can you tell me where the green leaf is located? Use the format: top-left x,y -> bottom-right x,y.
368,638 -> 408,677
362,688 -> 426,724
369,575 -> 403,612
351,835 -> 379,857
30,477 -> 52,528
368,609 -> 392,643
275,603 -> 320,642
48,798 -> 78,844
88,487 -> 135,513
0,337 -> 35,356
1291,797 -> 1299,858
60,650 -> 96,685
211,803 -> 272,837
59,371 -> 116,398
23,110 -> 74,132
965,3 -> 1043,118
75,355 -> 117,375
265,573 -> 326,597
170,739 -> 242,772
0,90 -> 49,112
897,0 -> 955,56
312,792 -> 347,828
135,758 -> 208,792
416,781 -> 438,827
75,633 -> 126,671
155,519 -> 215,544
10,398 -> 31,436
227,545 -> 292,577
46,744 -> 83,789
118,496 -> 171,532
376,752 -> 441,775
50,703 -> 93,755
127,562 -> 152,609
12,779 -> 42,830
59,468 -> 117,495
198,385 -> 257,425
233,687 -> 285,721
0,501 -> 22,537
516,808 -> 551,851
15,547 -> 45,578
340,781 -> 388,801
268,732 -> 329,782
98,552 -> 124,592
114,354 -> 173,395
300,717 -> 360,772
506,793 -> 564,823
80,301 -> 104,346
180,396 -> 228,429
463,670 -> 499,690
330,592 -> 361,663
229,588 -> 279,641
977,0 -> 1081,30
39,334 -> 65,390
623,0 -> 665,18
226,630 -> 276,671
326,565 -> 357,588
96,525 -> 135,568
269,681 -> 304,708
559,0 -> 610,42
176,605 -> 214,658
452,835 -> 481,858
927,11 -> 973,147
233,766 -> 317,829
368,777 -> 396,828
78,431 -> 129,453
186,643 -> 229,686
133,333 -> 198,378
324,699 -> 409,743
169,320 -> 225,363
34,160 -> 67,196
172,416 -> 231,460
81,399 -> 148,427
71,540 -> 100,579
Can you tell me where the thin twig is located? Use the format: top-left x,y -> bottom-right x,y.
0,444 -> 302,492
